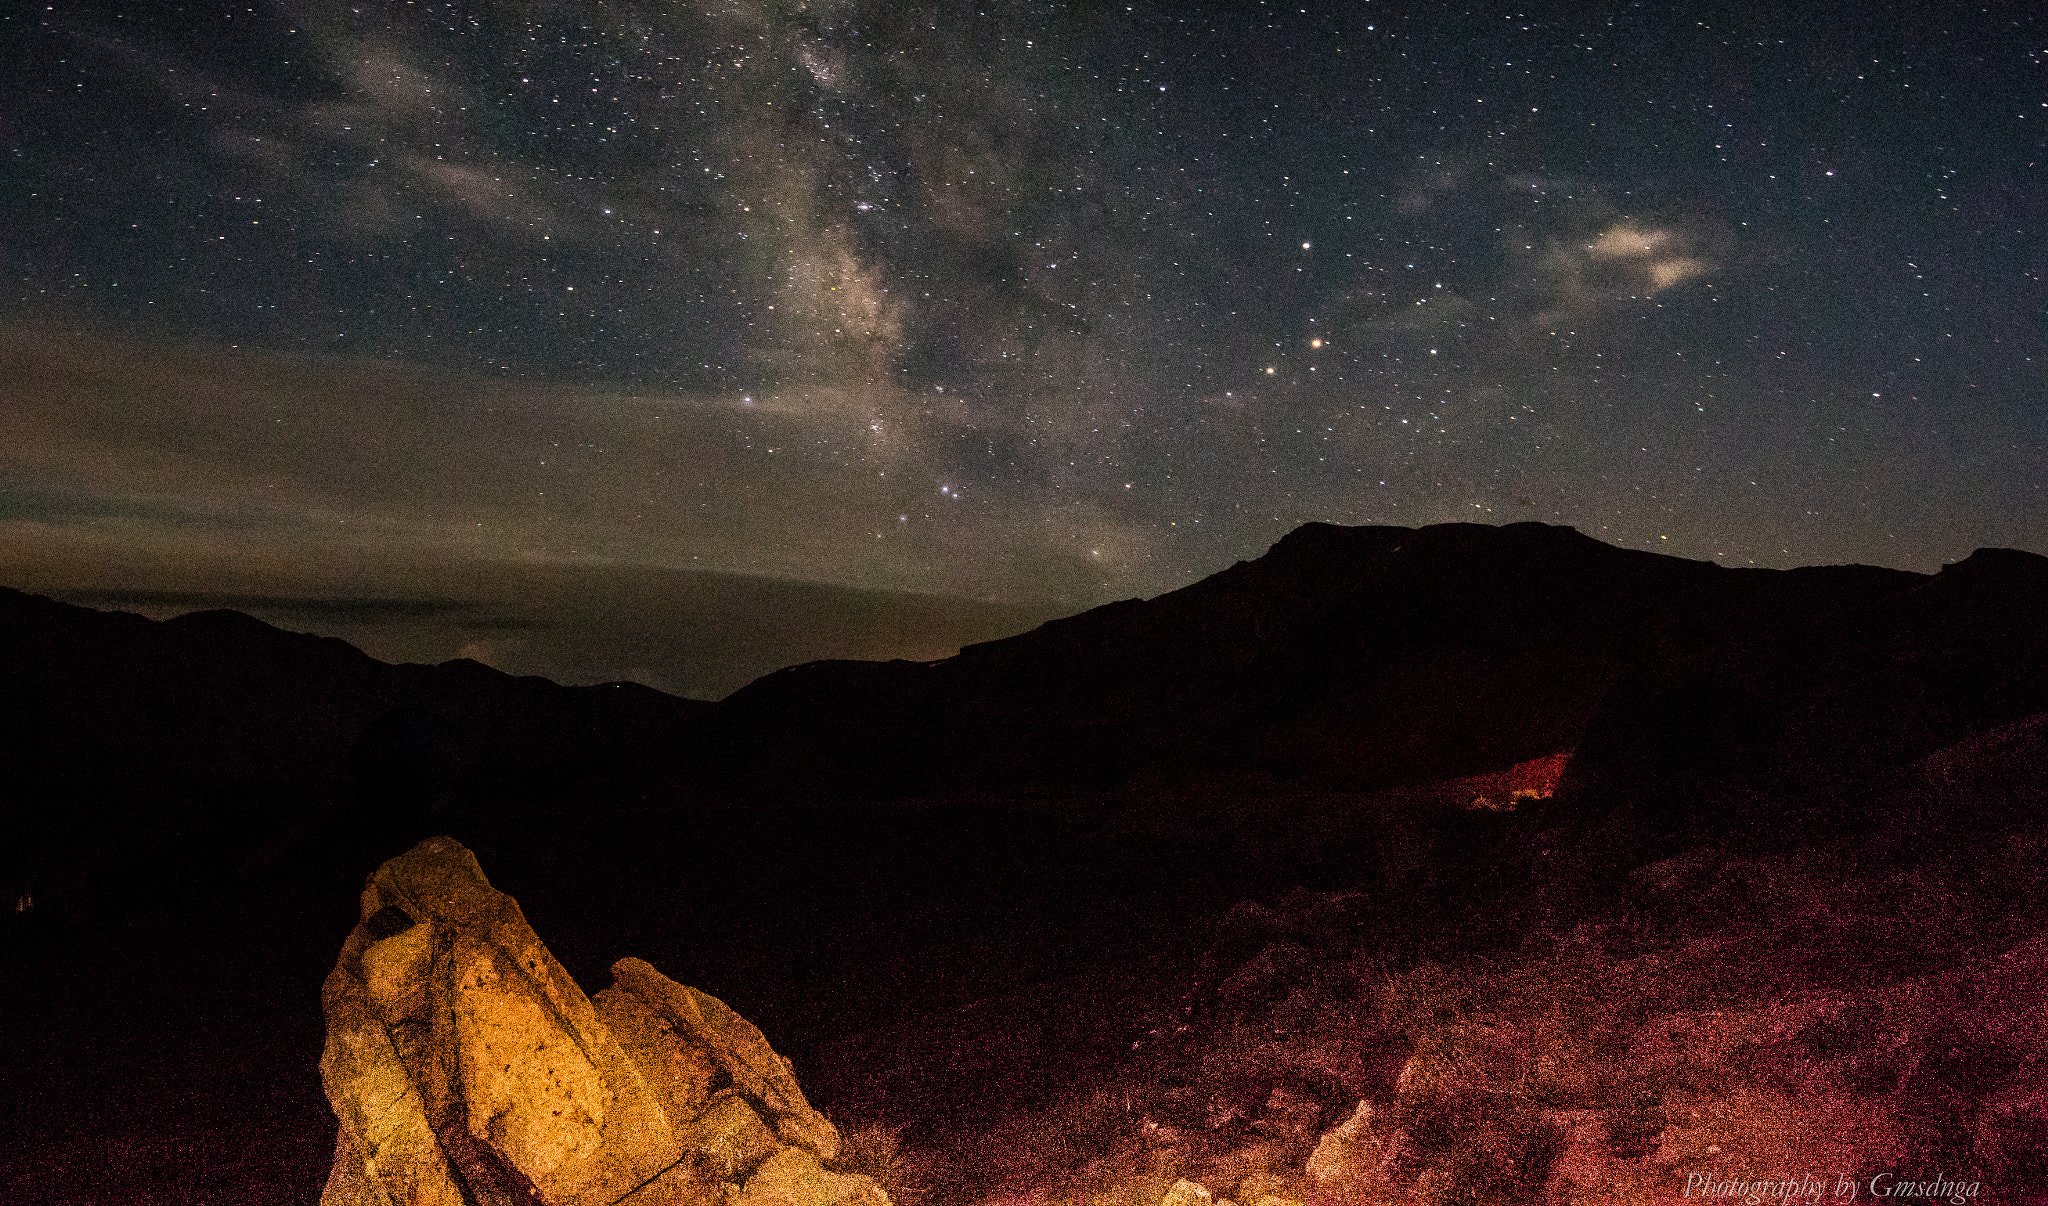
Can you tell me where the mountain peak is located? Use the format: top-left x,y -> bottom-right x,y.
707,522 -> 1930,797
1942,545 -> 2048,584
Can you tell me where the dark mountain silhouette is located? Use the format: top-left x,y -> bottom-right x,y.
706,521 -> 1929,796
1537,543 -> 2048,874
0,585 -> 708,921
12,520 -> 2046,919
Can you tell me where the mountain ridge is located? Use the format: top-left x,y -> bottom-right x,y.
705,521 -> 1956,797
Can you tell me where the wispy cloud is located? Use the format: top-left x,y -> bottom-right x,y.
1587,221 -> 1715,293
1530,212 -> 1726,330
0,325 -> 1150,606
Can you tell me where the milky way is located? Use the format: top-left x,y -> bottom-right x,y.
4,1 -> 2043,623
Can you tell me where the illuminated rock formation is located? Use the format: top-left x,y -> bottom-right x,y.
318,836 -> 886,1206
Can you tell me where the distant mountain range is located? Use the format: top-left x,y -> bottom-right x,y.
707,522 -> 2047,810
6,519 -> 2043,933
8,520 -> 2046,840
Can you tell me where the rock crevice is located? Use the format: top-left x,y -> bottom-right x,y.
320,837 -> 887,1206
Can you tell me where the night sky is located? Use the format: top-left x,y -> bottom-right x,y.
3,1 -> 2043,691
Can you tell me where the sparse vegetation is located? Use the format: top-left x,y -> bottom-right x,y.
833,1123 -> 935,1206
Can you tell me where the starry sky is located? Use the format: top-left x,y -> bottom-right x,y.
3,0 -> 2043,693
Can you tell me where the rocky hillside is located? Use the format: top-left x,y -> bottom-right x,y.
792,711 -> 2047,1206
316,708 -> 2048,1206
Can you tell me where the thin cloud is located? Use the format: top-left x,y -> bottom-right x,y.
1588,221 -> 1717,294
0,324 -> 1153,606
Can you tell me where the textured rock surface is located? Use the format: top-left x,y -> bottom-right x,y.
319,836 -> 887,1206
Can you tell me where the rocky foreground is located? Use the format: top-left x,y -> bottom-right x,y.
320,836 -> 887,1206
328,697 -> 2048,1206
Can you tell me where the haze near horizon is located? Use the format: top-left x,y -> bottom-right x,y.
3,0 -> 2041,663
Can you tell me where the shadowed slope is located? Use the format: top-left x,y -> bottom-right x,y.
709,522 -> 1924,796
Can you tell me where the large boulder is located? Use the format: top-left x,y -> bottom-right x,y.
318,836 -> 888,1206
